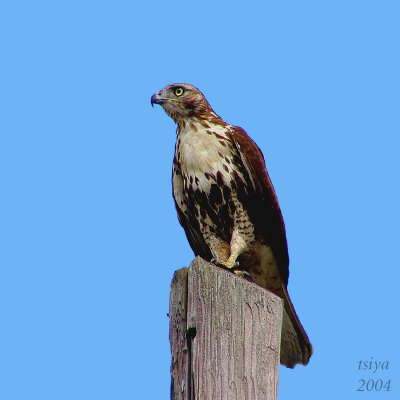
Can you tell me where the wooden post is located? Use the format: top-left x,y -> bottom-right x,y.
169,257 -> 283,400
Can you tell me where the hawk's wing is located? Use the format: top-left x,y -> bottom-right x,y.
230,126 -> 290,285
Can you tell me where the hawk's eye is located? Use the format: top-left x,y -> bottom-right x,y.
174,87 -> 184,97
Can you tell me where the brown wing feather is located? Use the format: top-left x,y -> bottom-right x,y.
230,126 -> 313,366
229,126 -> 290,285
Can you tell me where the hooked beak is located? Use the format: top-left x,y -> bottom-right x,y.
151,91 -> 166,107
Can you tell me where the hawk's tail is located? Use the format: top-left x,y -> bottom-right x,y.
279,283 -> 313,368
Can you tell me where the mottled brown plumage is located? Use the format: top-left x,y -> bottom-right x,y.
152,83 -> 312,368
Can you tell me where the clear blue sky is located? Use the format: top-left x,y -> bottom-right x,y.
1,1 -> 399,399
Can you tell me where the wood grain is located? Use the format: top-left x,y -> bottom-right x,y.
169,267 -> 190,400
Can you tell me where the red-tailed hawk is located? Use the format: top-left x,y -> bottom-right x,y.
151,83 -> 312,368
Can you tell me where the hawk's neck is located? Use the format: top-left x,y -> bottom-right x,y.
176,112 -> 227,134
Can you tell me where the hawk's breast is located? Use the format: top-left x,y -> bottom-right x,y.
177,123 -> 239,195
174,122 -> 248,242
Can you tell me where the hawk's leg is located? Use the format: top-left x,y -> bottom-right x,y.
214,194 -> 255,271
208,235 -> 230,262
217,227 -> 253,270
199,220 -> 231,263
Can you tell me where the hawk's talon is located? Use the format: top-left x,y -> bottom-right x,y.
211,259 -> 239,270
233,270 -> 254,282
234,270 -> 253,282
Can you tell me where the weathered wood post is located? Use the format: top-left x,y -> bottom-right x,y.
169,257 -> 283,400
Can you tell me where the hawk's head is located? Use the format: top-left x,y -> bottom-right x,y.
151,83 -> 215,123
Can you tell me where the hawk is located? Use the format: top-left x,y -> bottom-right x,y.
151,83 -> 312,368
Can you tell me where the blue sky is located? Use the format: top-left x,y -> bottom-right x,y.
1,1 -> 399,399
